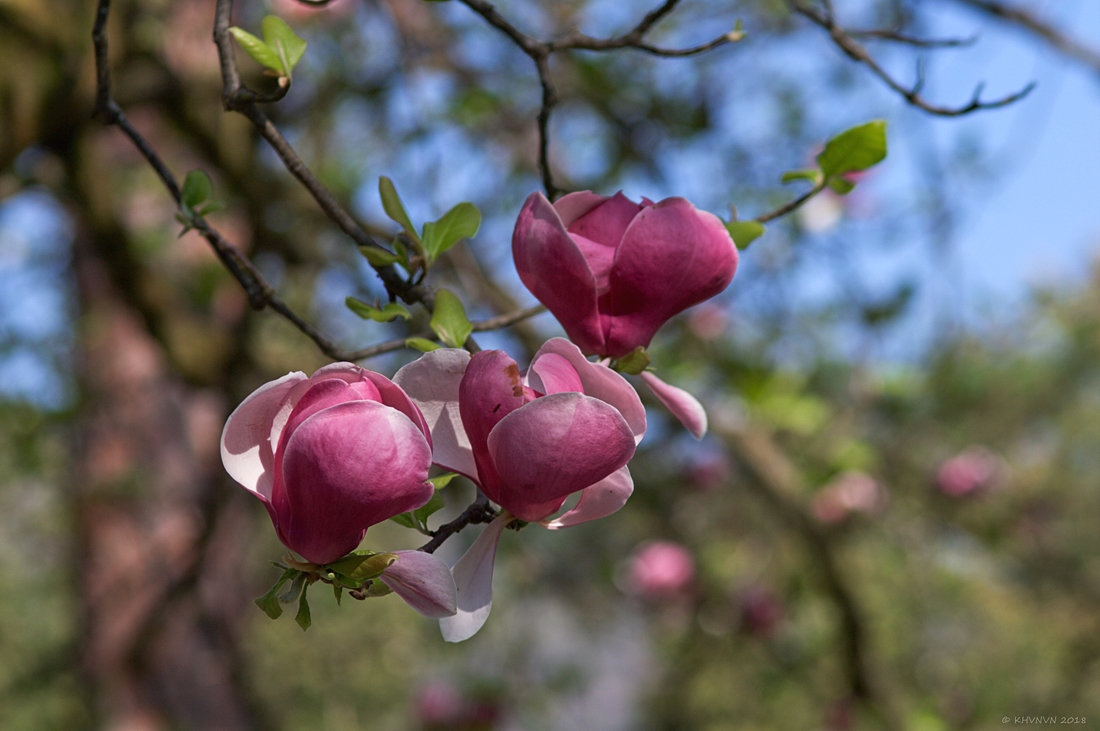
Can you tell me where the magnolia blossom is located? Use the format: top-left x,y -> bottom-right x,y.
811,471 -> 887,525
512,191 -> 737,438
221,364 -> 456,617
936,446 -> 1004,497
395,338 -> 646,640
625,540 -> 696,599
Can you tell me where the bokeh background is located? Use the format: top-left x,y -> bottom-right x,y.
2,0 -> 1099,728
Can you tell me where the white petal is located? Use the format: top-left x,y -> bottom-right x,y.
439,513 -> 509,642
220,371 -> 306,500
394,350 -> 478,480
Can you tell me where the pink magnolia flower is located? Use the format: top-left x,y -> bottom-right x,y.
512,191 -> 737,438
513,191 -> 738,359
395,338 -> 646,640
811,471 -> 887,525
220,363 -> 435,565
936,446 -> 1003,497
626,540 -> 696,599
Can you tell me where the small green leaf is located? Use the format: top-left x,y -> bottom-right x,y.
378,177 -> 422,246
816,120 -> 887,179
726,220 -> 766,249
358,245 -> 403,268
181,169 -> 213,208
429,289 -> 472,348
411,490 -> 446,530
421,202 -> 481,265
262,16 -> 307,76
254,568 -> 298,620
195,201 -> 226,217
333,583 -> 343,605
228,26 -> 283,73
827,177 -> 856,195
405,337 -> 441,352
279,572 -> 307,604
389,512 -> 418,530
428,472 -> 458,489
294,584 -> 311,631
325,552 -> 398,584
345,297 -> 411,322
612,346 -> 651,375
780,168 -> 821,185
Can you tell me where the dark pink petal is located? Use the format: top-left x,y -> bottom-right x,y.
394,349 -> 477,480
363,370 -> 432,448
604,198 -> 737,356
278,377 -> 383,452
486,392 -> 636,522
543,465 -> 633,529
512,192 -> 606,355
380,550 -> 458,619
439,514 -> 510,642
221,370 -> 307,502
530,339 -> 646,443
278,400 -> 433,564
562,191 -> 643,248
640,370 -> 708,439
458,350 -> 530,502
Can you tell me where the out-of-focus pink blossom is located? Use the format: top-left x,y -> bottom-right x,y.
512,191 -> 738,359
812,471 -> 887,525
687,304 -> 730,341
626,540 -> 696,599
220,363 -> 434,564
936,446 -> 1004,497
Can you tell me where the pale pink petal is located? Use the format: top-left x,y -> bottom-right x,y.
531,338 -> 646,443
640,370 -> 708,439
278,401 -> 433,564
439,513 -> 510,642
604,198 -> 737,356
363,370 -> 432,447
380,550 -> 458,619
394,349 -> 477,480
220,370 -> 306,501
525,352 -> 583,395
486,393 -> 636,522
543,465 -> 633,529
512,192 -> 605,355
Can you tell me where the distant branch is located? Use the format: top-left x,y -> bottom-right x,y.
791,0 -> 1036,116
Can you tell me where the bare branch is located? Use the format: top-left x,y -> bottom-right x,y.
792,0 -> 1036,116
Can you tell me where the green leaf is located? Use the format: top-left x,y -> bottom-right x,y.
612,346 -> 651,375
358,245 -> 402,268
294,584 -> 311,631
378,177 -> 422,246
421,202 -> 481,265
253,568 -> 298,620
389,512 -> 418,530
780,168 -> 821,185
405,337 -> 441,352
325,552 -> 398,584
345,297 -> 411,322
428,472 -> 459,489
180,169 -> 213,208
412,490 -> 445,529
228,27 -> 283,73
816,120 -> 887,180
278,572 -> 307,604
333,583 -> 343,606
262,16 -> 307,76
430,289 -> 473,348
827,177 -> 856,195
726,220 -> 766,249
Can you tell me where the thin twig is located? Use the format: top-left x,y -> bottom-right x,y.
792,0 -> 1036,116
753,180 -> 828,224
420,495 -> 496,554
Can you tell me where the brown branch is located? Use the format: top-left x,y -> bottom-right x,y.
419,494 -> 497,554
752,179 -> 829,224
791,0 -> 1036,116
719,424 -> 901,729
